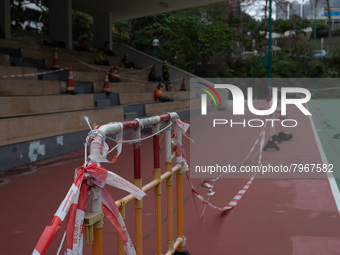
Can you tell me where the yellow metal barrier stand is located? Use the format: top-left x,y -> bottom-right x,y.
154,168 -> 162,254
117,203 -> 126,255
176,133 -> 186,253
134,178 -> 143,254
93,227 -> 103,254
176,172 -> 184,252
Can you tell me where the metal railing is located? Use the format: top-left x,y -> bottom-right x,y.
88,112 -> 188,255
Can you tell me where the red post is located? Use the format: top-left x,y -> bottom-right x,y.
133,127 -> 143,254
153,124 -> 162,254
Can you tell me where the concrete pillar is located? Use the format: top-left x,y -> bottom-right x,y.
49,0 -> 73,49
93,12 -> 112,50
0,0 -> 11,39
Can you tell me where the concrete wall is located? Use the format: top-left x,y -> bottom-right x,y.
0,130 -> 89,172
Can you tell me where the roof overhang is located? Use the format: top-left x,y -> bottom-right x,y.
72,0 -> 224,22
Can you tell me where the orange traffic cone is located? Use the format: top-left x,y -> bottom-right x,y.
66,67 -> 75,93
180,78 -> 186,91
103,72 -> 111,93
52,48 -> 60,69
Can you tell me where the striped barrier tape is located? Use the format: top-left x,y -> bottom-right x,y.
189,126 -> 266,212
171,114 -> 268,213
0,67 -> 69,79
196,125 -> 266,212
32,163 -> 146,255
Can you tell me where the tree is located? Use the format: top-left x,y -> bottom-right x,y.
10,0 -> 48,34
130,3 -> 238,74
72,11 -> 93,44
314,20 -> 328,38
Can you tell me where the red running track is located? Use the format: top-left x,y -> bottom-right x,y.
0,103 -> 340,255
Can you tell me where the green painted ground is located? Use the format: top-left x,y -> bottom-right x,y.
308,99 -> 340,189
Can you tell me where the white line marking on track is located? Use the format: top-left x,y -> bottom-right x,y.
308,108 -> 340,215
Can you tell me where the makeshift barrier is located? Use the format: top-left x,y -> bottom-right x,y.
32,112 -> 190,255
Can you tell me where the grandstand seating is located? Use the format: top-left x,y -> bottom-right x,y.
0,35 -> 194,171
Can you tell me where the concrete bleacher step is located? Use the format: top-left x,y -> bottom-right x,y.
0,94 -> 96,118
0,107 -> 124,147
119,91 -> 191,105
164,91 -> 191,99
124,111 -> 138,121
74,82 -> 94,94
123,104 -> 145,117
21,47 -> 121,69
10,56 -> 46,69
1,38 -> 125,73
0,37 -> 43,51
0,80 -> 63,95
0,54 -> 10,65
93,93 -> 119,106
119,92 -> 154,105
14,62 -> 35,68
95,99 -> 111,107
0,65 -> 38,80
39,73 -> 60,81
0,47 -> 21,57
92,82 -> 179,94
93,93 -> 107,101
75,87 -> 85,94
145,98 -> 200,117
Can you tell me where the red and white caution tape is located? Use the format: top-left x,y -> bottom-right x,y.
32,163 -> 145,255
194,126 -> 266,212
197,123 -> 267,213
0,67 -> 69,79
171,116 -> 268,213
191,173 -> 257,211
65,180 -> 87,254
33,169 -> 85,255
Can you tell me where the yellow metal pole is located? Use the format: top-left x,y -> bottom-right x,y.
166,166 -> 174,252
93,222 -> 103,255
176,172 -> 184,252
134,179 -> 143,255
154,168 -> 162,255
117,204 -> 126,255
175,131 -> 185,252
